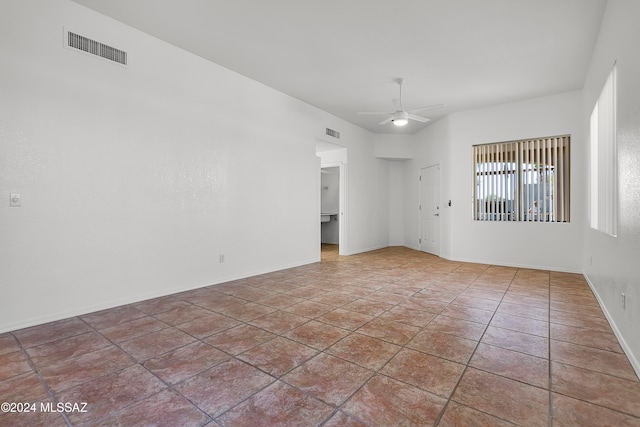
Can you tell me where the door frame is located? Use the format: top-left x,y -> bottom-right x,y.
419,163 -> 441,256
321,161 -> 347,255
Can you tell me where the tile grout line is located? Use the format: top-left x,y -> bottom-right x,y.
44,310 -> 255,425
73,315 -> 190,426
6,252 -> 637,426
315,264 -> 476,426
9,330 -> 74,427
546,278 -> 640,421
214,268 -> 632,423
189,285 -> 406,426
433,265 -> 519,427
230,265 -> 466,425
281,282 -> 422,426
204,285 -> 393,426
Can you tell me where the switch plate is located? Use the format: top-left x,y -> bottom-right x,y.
10,193 -> 21,207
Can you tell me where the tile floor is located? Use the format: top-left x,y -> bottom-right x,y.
1,245 -> 639,426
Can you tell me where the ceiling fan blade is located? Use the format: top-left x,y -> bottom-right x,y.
378,117 -> 394,125
358,111 -> 393,115
407,103 -> 444,113
408,114 -> 430,123
392,98 -> 403,112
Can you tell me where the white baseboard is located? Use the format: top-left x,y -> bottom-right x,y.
440,254 -> 583,274
0,256 -> 320,335
343,244 -> 388,256
583,274 -> 640,380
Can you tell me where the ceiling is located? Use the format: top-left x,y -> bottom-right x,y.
72,0 -> 607,134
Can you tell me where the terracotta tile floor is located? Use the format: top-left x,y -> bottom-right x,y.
2,245 -> 639,426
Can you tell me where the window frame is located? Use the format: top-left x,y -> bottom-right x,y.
472,135 -> 571,223
590,63 -> 617,236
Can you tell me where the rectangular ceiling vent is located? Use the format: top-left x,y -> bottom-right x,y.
326,128 -> 340,139
67,31 -> 127,66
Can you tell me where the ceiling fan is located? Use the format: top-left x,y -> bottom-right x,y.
358,78 -> 443,127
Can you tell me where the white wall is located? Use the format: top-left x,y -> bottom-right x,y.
339,131 -> 391,254
408,91 -> 585,271
404,116 -> 453,255
582,0 -> 640,374
0,0 -> 389,332
372,134 -> 414,247
373,134 -> 415,160
447,91 -> 585,271
317,145 -> 347,166
5,4 -> 636,376
316,130 -> 390,255
388,160 -> 405,246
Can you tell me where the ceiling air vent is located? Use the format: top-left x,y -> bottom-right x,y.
325,128 -> 340,139
67,31 -> 127,65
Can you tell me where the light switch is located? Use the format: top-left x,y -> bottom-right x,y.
10,193 -> 21,207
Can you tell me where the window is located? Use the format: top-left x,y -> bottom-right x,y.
590,64 -> 617,236
472,136 -> 570,222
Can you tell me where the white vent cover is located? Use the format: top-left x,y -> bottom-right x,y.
67,31 -> 127,65
325,128 -> 340,139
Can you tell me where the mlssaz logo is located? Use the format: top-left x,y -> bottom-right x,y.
41,402 -> 88,413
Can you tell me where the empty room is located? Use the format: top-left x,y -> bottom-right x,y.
1,0 -> 639,426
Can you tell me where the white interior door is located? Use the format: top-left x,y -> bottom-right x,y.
420,165 -> 440,255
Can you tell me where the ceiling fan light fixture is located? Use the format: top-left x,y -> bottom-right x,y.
357,78 -> 442,128
392,111 -> 409,126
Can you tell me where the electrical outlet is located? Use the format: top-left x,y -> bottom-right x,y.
219,254 -> 225,263
10,193 -> 21,207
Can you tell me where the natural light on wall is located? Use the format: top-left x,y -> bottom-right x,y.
590,63 -> 617,236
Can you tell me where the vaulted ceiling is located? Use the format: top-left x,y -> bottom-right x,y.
72,0 -> 607,134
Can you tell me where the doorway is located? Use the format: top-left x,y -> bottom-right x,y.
316,140 -> 347,256
319,162 -> 346,255
321,166 -> 340,247
420,164 -> 441,255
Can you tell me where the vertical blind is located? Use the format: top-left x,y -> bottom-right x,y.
473,135 -> 570,222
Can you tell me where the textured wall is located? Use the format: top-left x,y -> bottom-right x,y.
0,0 -> 335,331
582,0 -> 640,374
